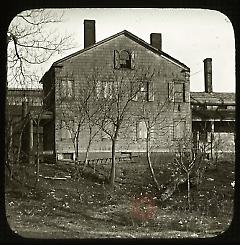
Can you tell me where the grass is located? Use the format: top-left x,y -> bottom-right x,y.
5,156 -> 235,238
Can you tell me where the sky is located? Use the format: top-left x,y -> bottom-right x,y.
10,8 -> 236,92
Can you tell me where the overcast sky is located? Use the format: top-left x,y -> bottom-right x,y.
12,8 -> 236,92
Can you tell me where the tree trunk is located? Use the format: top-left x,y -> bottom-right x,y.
83,127 -> 93,169
6,122 -> 13,179
17,121 -> 27,167
110,138 -> 116,186
35,121 -> 40,187
146,129 -> 160,191
83,140 -> 91,170
187,172 -> 191,210
146,136 -> 161,191
75,130 -> 80,164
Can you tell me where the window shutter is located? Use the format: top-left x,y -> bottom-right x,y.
168,82 -> 174,102
131,51 -> 135,69
184,83 -> 189,102
67,80 -> 73,98
114,50 -> 120,69
148,81 -> 154,101
103,82 -> 108,98
96,81 -> 102,98
130,81 -> 138,101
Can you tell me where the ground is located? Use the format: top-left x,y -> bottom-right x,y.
5,156 -> 235,239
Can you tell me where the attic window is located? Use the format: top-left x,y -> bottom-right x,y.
114,50 -> 135,69
119,50 -> 131,68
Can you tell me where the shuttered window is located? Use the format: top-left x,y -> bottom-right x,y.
114,50 -> 135,69
132,81 -> 154,102
96,81 -> 114,99
174,82 -> 185,102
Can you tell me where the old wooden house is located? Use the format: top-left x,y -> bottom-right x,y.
39,20 -> 192,162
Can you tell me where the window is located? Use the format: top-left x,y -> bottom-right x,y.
61,120 -> 71,139
132,81 -> 154,102
137,120 -> 147,140
168,81 -> 185,102
96,81 -> 114,99
96,81 -> 102,98
217,105 -> 227,110
62,79 -> 74,98
139,82 -> 148,101
119,50 -> 131,68
173,120 -> 186,139
62,153 -> 74,160
114,50 -> 135,69
174,82 -> 185,102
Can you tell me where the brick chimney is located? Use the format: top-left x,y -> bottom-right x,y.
150,33 -> 162,50
84,20 -> 95,48
203,58 -> 213,93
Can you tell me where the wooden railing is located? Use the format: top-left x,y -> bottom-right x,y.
57,154 -> 140,168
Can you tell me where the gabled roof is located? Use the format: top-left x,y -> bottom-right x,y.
53,30 -> 190,71
190,92 -> 235,105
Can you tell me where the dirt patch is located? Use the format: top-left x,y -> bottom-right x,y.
5,159 -> 234,238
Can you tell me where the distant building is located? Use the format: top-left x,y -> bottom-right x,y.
191,59 -> 235,159
6,88 -> 52,163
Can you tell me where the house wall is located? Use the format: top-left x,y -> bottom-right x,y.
51,35 -> 191,160
41,68 -> 56,161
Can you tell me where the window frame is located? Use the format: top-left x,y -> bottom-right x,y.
132,81 -> 154,102
61,79 -> 74,99
119,50 -> 131,69
174,81 -> 185,103
96,81 -> 115,99
136,119 -> 148,140
60,120 -> 72,140
114,50 -> 135,70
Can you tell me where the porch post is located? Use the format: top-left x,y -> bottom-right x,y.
210,121 -> 214,160
29,118 -> 34,164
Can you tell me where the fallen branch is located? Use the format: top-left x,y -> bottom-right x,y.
39,174 -> 71,180
160,173 -> 188,201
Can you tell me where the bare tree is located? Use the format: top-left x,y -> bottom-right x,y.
7,9 -> 75,88
160,129 -> 209,207
136,80 -> 174,192
94,68 -> 152,186
57,70 -> 103,171
5,106 -> 28,180
173,134 -> 196,209
6,9 -> 75,186
28,85 -> 54,186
